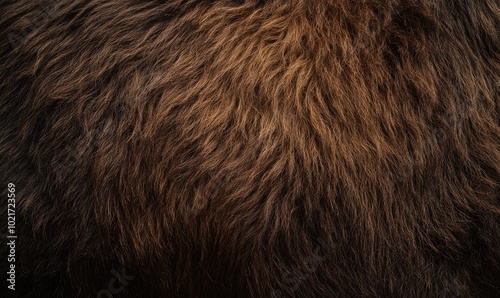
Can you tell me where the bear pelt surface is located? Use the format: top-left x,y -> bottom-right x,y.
0,0 -> 499,297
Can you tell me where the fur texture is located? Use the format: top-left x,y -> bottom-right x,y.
0,0 -> 499,297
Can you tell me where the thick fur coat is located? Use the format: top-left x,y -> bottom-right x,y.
0,0 -> 499,297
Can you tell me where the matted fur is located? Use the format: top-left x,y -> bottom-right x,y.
0,0 -> 499,297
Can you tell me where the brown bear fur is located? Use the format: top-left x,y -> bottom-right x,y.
0,0 -> 499,297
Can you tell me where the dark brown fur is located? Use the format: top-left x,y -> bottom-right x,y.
0,0 -> 499,297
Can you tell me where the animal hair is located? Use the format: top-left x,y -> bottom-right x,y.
0,0 -> 499,297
